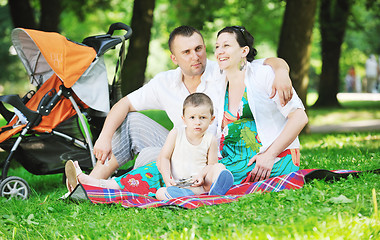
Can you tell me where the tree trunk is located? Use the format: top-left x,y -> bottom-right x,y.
121,0 -> 156,95
313,0 -> 351,108
40,0 -> 62,32
8,0 -> 37,29
8,0 -> 61,32
277,0 -> 317,107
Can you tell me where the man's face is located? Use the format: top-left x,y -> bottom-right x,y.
170,33 -> 207,78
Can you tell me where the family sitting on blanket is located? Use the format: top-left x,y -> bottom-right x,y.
65,25 -> 308,198
66,93 -> 235,199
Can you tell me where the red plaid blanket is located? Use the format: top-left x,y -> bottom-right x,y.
67,169 -> 363,209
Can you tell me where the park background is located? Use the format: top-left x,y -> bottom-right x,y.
1,0 -> 380,105
0,0 -> 379,239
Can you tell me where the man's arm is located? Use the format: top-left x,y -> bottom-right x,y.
263,57 -> 293,107
93,96 -> 136,164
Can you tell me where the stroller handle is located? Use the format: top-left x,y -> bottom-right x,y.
82,23 -> 132,56
106,22 -> 132,40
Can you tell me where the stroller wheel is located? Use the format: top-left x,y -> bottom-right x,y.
0,176 -> 31,200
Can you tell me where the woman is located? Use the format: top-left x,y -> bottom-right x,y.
214,26 -> 308,184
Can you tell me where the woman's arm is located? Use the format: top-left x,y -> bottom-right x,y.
157,129 -> 177,187
263,57 -> 293,107
247,108 -> 308,182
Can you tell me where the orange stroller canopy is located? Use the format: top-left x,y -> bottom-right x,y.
12,28 -> 96,88
12,28 -> 110,113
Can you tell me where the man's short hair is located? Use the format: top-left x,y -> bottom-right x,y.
168,26 -> 204,53
183,93 -> 214,116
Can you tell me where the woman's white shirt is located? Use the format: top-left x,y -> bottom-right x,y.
216,62 -> 305,154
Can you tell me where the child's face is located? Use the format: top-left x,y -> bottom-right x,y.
182,104 -> 214,134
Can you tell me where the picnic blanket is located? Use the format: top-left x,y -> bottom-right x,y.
66,169 -> 375,209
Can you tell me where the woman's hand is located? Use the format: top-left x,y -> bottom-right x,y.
247,152 -> 276,182
93,137 -> 112,165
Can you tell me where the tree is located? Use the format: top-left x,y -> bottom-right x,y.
7,0 -> 111,32
277,0 -> 317,106
8,0 -> 62,32
8,0 -> 37,29
120,0 -> 156,95
313,0 -> 352,107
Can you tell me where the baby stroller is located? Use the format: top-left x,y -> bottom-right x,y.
0,23 -> 132,200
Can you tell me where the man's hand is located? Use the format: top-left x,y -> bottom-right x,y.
270,68 -> 293,107
247,152 -> 276,182
93,137 -> 112,165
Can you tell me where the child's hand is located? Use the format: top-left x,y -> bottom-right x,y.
191,175 -> 204,187
164,177 -> 176,187
168,178 -> 176,187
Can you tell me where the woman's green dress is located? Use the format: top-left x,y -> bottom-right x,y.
219,87 -> 300,184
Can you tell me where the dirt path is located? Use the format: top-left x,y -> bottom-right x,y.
310,92 -> 380,133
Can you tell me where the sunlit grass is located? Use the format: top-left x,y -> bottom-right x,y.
0,131 -> 379,239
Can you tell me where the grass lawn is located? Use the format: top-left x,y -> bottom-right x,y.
0,97 -> 379,239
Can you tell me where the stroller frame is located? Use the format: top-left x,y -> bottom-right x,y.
0,23 -> 132,200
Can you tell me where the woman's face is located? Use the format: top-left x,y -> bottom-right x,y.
215,32 -> 247,71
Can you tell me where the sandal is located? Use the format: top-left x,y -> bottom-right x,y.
65,160 -> 83,192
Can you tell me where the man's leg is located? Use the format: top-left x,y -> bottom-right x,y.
133,147 -> 162,170
367,76 -> 375,93
89,112 -> 169,179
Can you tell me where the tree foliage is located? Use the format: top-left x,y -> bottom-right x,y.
170,0 -> 226,31
2,0 -> 380,102
7,0 -> 112,32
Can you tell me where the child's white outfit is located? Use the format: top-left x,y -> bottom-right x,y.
171,127 -> 213,182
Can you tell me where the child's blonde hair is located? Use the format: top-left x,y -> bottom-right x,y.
183,93 -> 214,115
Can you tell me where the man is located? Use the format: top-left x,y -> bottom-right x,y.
365,54 -> 378,93
89,26 -> 293,180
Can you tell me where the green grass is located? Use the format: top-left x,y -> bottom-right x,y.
306,92 -> 380,126
0,132 -> 379,239
0,99 -> 379,239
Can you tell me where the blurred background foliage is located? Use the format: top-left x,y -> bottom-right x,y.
0,0 -> 379,97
